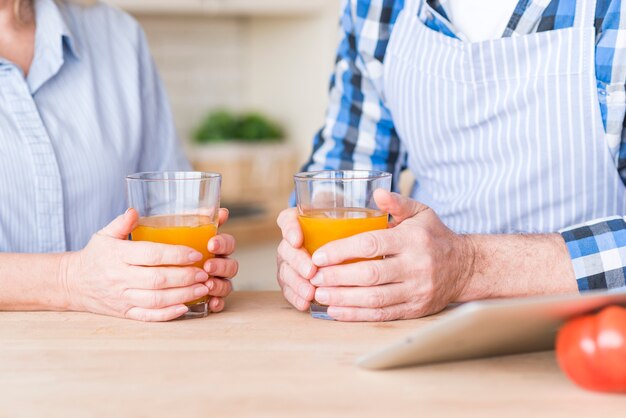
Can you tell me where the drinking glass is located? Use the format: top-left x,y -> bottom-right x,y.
126,171 -> 221,319
294,170 -> 392,319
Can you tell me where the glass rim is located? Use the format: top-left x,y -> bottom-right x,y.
126,171 -> 221,182
293,170 -> 392,181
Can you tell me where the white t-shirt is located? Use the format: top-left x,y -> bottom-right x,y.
443,0 -> 519,42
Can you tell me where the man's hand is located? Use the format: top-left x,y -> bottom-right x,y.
276,190 -> 475,321
307,190 -> 475,321
276,208 -> 317,312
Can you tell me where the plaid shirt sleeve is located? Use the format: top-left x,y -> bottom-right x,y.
298,0 -> 406,190
561,217 -> 626,291
559,0 -> 626,293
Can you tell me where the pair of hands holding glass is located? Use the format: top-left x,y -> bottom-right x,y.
59,208 -> 238,322
276,190 -> 475,322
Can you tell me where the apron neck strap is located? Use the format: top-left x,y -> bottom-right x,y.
411,0 -> 424,17
574,0 -> 597,29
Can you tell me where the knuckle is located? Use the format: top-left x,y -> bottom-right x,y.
123,306 -> 135,320
212,298 -> 225,313
360,234 -> 381,258
121,288 -> 133,303
223,235 -> 236,254
278,262 -> 289,282
284,287 -> 299,310
406,304 -> 427,319
143,247 -> 162,265
130,308 -> 148,322
371,308 -> 387,322
229,260 -> 239,278
277,209 -> 295,229
318,269 -> 331,286
221,280 -> 233,296
297,282 -> 313,300
364,263 -> 382,286
277,240 -> 289,257
296,296 -> 308,311
149,292 -> 162,308
177,247 -> 191,264
420,256 -> 435,276
276,210 -> 287,227
326,290 -> 341,306
366,290 -> 386,308
284,264 -> 298,285
189,268 -> 201,282
151,270 -> 168,289
281,284 -> 291,300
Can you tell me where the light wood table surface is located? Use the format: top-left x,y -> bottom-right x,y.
2,292 -> 625,417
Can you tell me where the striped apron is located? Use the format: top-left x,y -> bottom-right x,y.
383,0 -> 626,234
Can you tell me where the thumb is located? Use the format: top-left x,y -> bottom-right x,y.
99,208 -> 139,240
374,190 -> 429,225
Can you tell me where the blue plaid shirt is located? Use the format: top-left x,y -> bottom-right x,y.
300,0 -> 626,292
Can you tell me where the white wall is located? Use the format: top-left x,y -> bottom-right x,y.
244,4 -> 340,163
136,2 -> 341,167
138,16 -> 246,141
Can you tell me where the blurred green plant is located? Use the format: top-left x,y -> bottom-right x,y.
193,109 -> 284,143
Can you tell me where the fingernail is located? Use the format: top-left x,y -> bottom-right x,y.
310,272 -> 323,286
195,271 -> 208,281
175,306 -> 188,315
210,238 -> 221,252
312,251 -> 328,266
315,288 -> 329,304
189,252 -> 203,262
288,231 -> 299,246
194,285 -> 209,297
124,208 -> 131,215
205,262 -> 215,274
206,280 -> 215,291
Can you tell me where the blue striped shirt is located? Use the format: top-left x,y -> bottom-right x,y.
0,0 -> 189,253
300,0 -> 626,292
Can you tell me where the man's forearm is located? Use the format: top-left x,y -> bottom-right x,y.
458,233 -> 578,302
0,253 -> 71,311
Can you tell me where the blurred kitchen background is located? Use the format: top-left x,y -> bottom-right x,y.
106,0 -> 341,290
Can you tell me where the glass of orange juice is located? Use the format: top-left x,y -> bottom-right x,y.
126,171 -> 221,319
294,170 -> 392,319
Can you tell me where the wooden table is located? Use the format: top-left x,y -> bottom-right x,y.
2,292 -> 625,417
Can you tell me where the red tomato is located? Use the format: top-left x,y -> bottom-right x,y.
556,305 -> 626,392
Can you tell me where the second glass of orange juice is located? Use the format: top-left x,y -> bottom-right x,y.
294,170 -> 392,319
126,171 -> 221,319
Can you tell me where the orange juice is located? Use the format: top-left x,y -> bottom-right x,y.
298,208 -> 388,258
131,214 -> 217,305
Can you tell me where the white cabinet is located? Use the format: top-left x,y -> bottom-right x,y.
107,0 -> 336,16
218,0 -> 336,16
107,0 -> 209,14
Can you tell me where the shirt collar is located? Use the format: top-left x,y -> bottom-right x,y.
28,0 -> 80,93
425,0 -> 550,39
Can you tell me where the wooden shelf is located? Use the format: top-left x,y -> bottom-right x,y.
189,142 -> 298,246
107,0 -> 337,17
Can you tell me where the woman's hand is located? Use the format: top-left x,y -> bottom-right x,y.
205,208 -> 238,313
276,190 -> 475,321
60,208 -> 237,321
